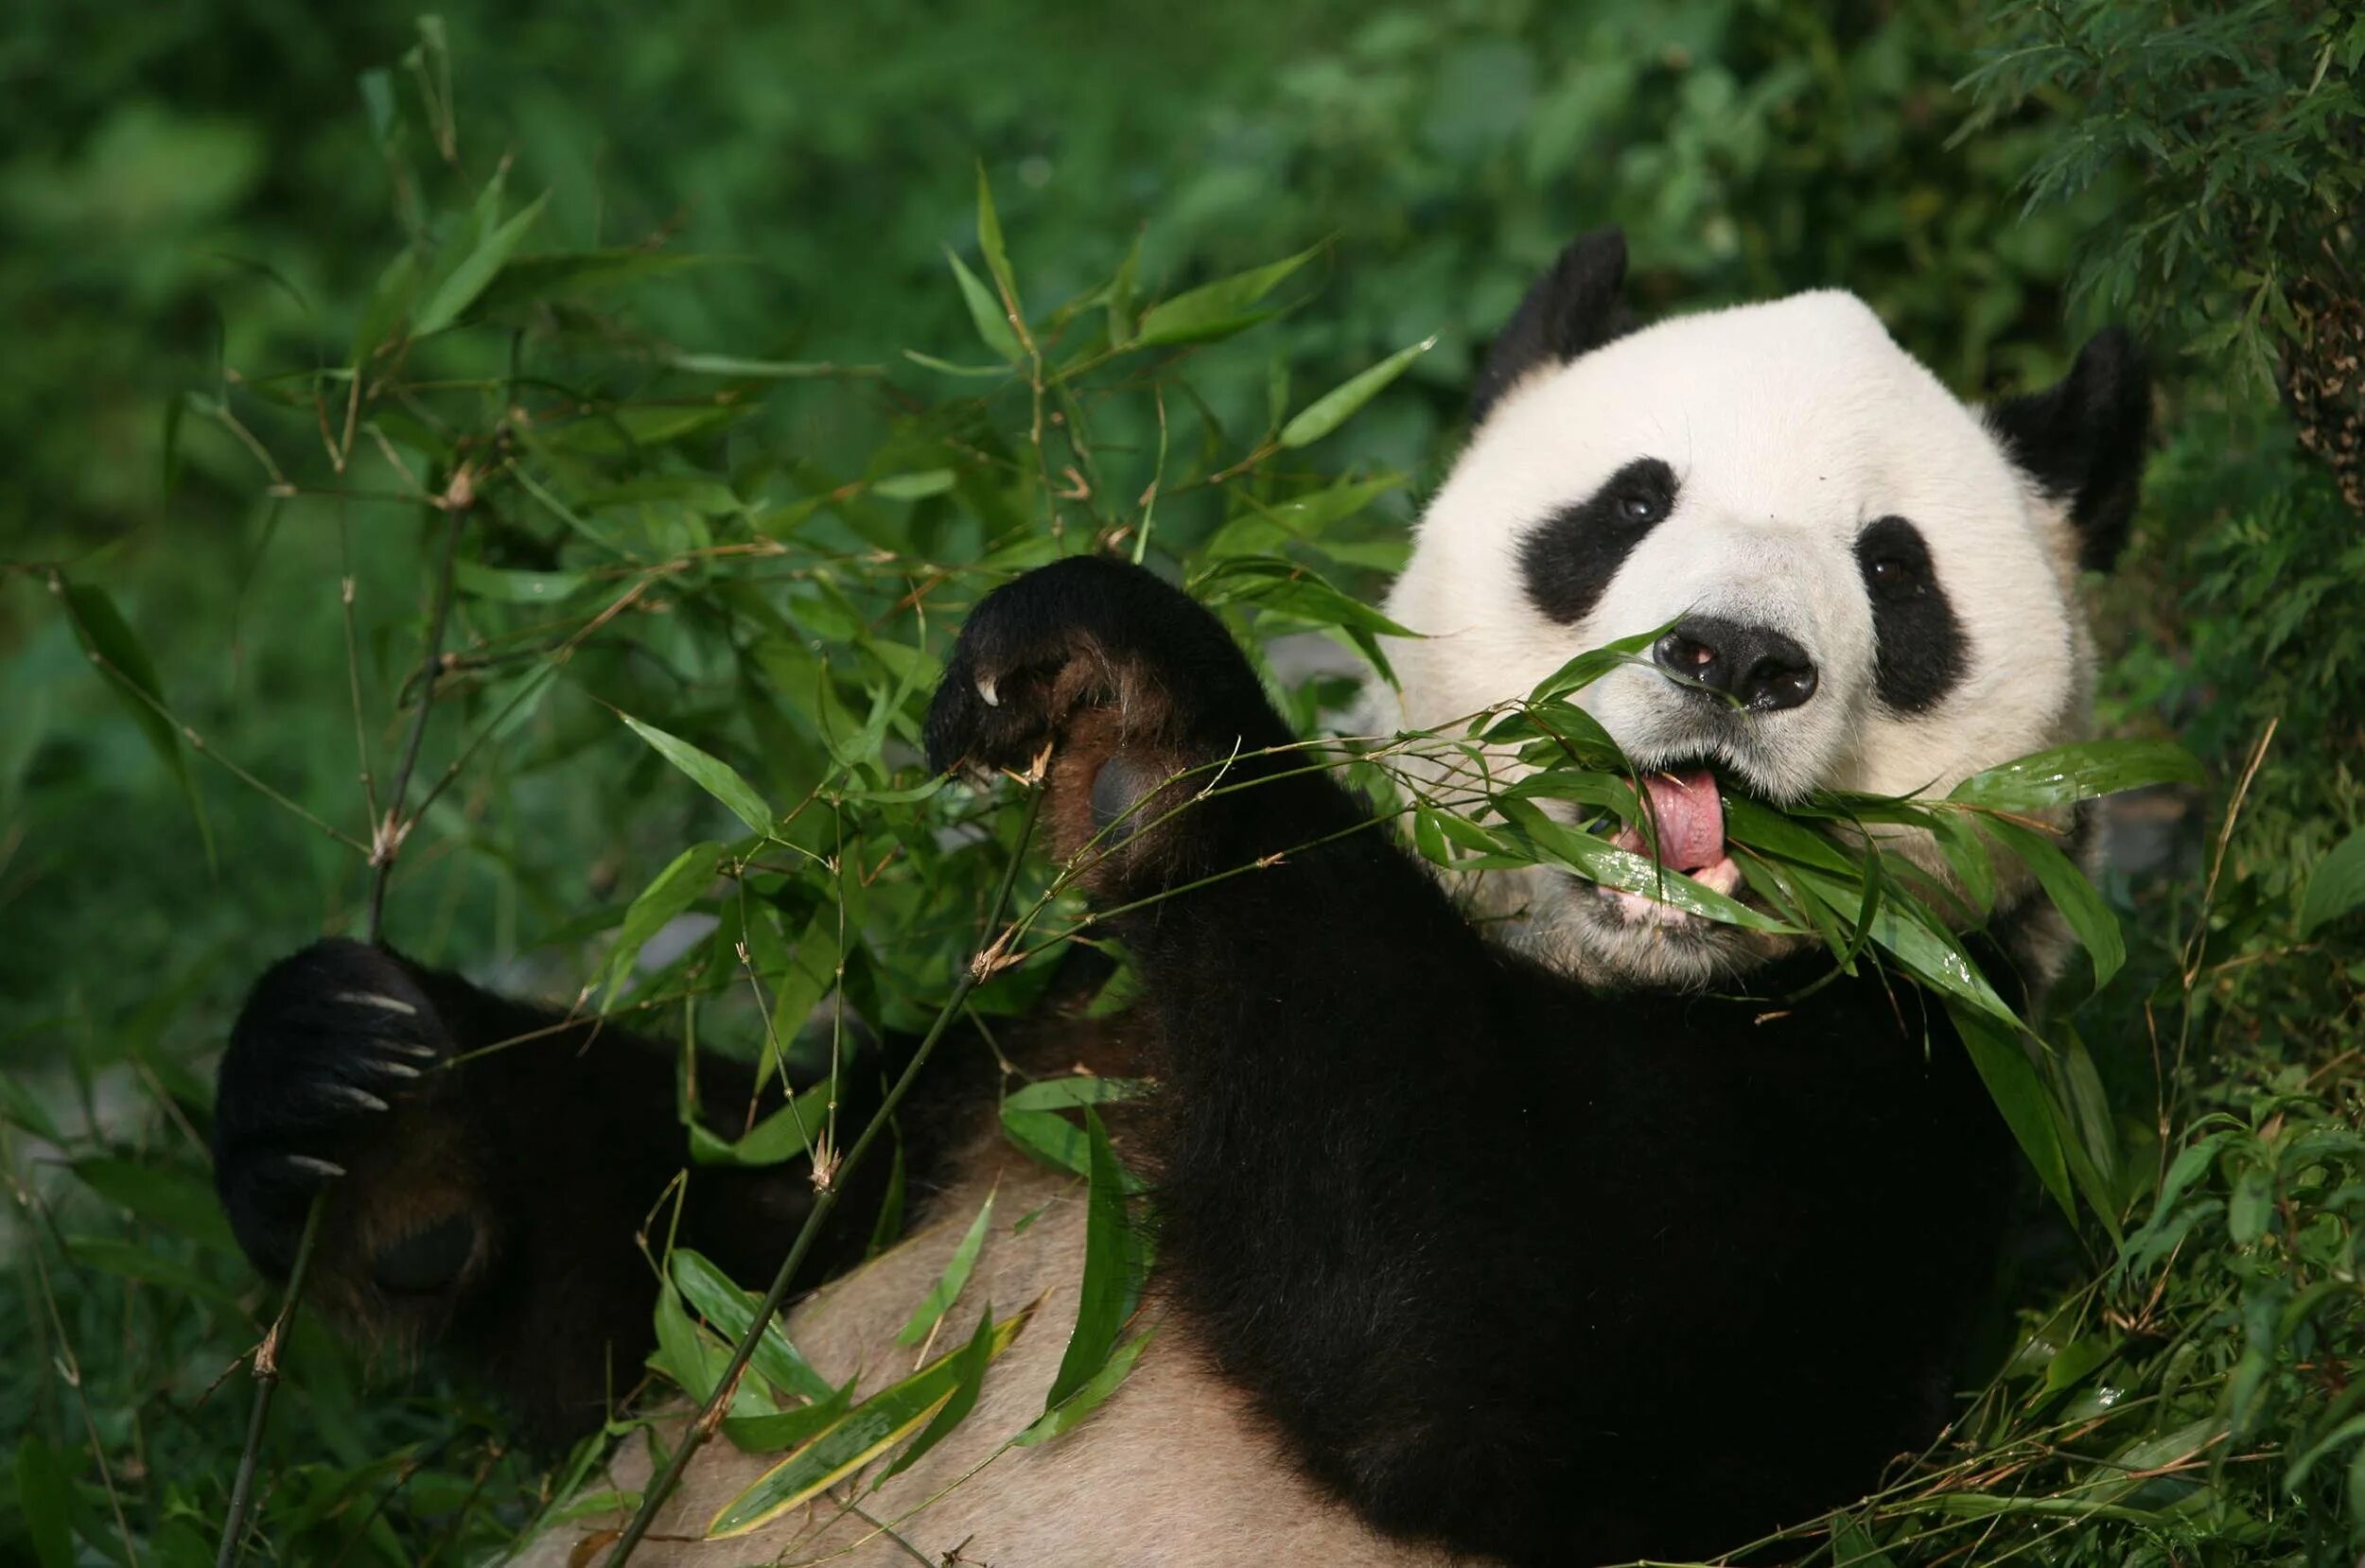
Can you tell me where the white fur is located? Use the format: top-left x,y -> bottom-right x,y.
1375,291 -> 2093,985
517,1149 -> 1454,1566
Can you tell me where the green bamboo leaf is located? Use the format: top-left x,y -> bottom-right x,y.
59,579 -> 214,864
1002,1077 -> 1152,1113
871,468 -> 956,501
2227,1165 -> 2273,1245
1001,1106 -> 1090,1176
894,1191 -> 996,1348
1948,1001 -> 2076,1226
878,1305 -> 998,1483
667,353 -> 851,380
600,841 -> 725,1006
465,249 -> 707,319
412,189 -> 552,335
1133,245 -> 1322,347
1016,1327 -> 1155,1447
1492,797 -> 1798,933
452,561 -> 587,602
945,247 -> 1021,361
1983,815 -> 2126,986
688,1074 -> 837,1169
620,713 -> 775,837
975,164 -> 1020,319
15,1438 -> 73,1568
670,1249 -> 836,1403
722,1379 -> 854,1455
2298,828 -> 2365,936
1045,1109 -> 1152,1408
707,1307 -> 1032,1537
72,1159 -> 237,1254
1948,738 -> 2201,810
1277,335 -> 1436,449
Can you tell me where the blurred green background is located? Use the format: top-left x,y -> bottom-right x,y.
3,0 -> 2360,1561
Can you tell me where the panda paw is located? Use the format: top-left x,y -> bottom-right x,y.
213,938 -> 449,1277
923,554 -> 1278,783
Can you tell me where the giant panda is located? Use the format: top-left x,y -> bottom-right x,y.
211,228 -> 2149,1566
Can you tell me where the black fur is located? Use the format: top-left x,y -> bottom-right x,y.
1517,455 -> 1680,627
1987,330 -> 2152,569
1856,514 -> 1969,713
920,557 -> 2017,1565
214,938 -> 972,1444
1473,227 -> 1640,424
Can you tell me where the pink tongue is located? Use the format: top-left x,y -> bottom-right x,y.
1615,769 -> 1726,872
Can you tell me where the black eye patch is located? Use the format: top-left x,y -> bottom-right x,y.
1518,457 -> 1679,626
1855,514 -> 1967,713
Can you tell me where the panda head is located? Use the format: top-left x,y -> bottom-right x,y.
1380,228 -> 2150,991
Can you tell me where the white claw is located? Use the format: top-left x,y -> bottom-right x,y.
377,1039 -> 439,1060
374,1061 -> 423,1080
287,1155 -> 348,1178
336,990 -> 418,1017
977,673 -> 1000,708
328,1085 -> 391,1112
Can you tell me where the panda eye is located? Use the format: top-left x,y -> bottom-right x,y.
1616,492 -> 1662,525
1867,556 -> 1923,600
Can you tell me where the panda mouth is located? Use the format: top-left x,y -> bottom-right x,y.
1599,764 -> 1743,927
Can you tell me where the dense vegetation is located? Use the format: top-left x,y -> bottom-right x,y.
2,2 -> 2358,1563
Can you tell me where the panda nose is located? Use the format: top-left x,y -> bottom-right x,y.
1652,617 -> 1820,712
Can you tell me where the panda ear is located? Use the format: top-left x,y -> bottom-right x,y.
1472,228 -> 1639,425
1988,329 -> 2152,570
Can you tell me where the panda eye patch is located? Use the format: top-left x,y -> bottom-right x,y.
1855,515 -> 1966,713
1518,457 -> 1679,625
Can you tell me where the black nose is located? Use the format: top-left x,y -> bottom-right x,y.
1652,616 -> 1819,712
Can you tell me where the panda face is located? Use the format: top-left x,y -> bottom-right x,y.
1381,276 -> 2135,991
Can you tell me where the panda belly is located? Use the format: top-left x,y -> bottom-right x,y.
522,1152 -> 1462,1567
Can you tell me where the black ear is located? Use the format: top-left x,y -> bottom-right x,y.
1472,228 -> 1638,425
1988,330 -> 2152,570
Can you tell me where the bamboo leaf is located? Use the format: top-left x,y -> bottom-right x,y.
1045,1109 -> 1152,1408
1277,335 -> 1436,449
1133,245 -> 1322,347
1948,738 -> 2201,810
2298,827 -> 2365,935
946,247 -> 1021,361
1984,815 -> 2126,986
413,189 -> 552,335
59,578 -> 214,864
620,713 -> 775,837
1948,1001 -> 2077,1226
600,841 -> 725,1006
670,1249 -> 836,1403
894,1191 -> 996,1348
707,1307 -> 1032,1537
1016,1327 -> 1154,1446
877,1305 -> 997,1483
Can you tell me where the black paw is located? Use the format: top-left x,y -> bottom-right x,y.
213,938 -> 448,1278
923,555 -> 1281,779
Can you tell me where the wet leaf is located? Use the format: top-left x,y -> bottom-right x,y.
1948,1002 -> 2077,1226
2298,827 -> 2365,935
1948,738 -> 2201,810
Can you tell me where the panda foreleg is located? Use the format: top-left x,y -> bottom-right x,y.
211,935 -> 903,1443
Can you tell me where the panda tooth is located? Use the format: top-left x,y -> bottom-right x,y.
336,990 -> 418,1017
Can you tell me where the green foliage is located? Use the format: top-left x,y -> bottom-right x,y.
2,4 -> 2359,1565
